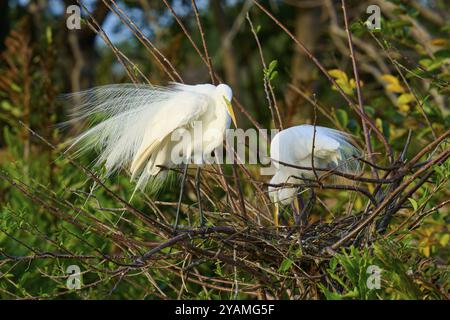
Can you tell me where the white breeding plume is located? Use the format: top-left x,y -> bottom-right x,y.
64,83 -> 236,190
268,125 -> 360,226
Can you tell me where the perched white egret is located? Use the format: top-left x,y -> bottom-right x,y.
65,82 -> 236,191
268,125 -> 360,227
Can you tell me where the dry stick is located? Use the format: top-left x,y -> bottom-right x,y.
189,5 -> 235,212
139,233 -> 190,263
0,173 -> 144,268
330,148 -> 450,251
191,0 -> 233,215
14,171 -> 154,256
388,169 -> 438,217
88,21 -> 138,84
172,264 -> 260,290
287,84 -> 342,131
190,1 -> 249,218
106,0 -> 182,82
403,129 -> 449,172
372,130 -> 413,219
162,0 -> 264,132
29,177 -> 148,250
355,155 -> 403,171
162,0 -> 209,69
195,166 -> 205,225
191,0 -> 216,84
367,31 -> 437,140
0,252 -> 128,262
272,159 -> 393,184
265,179 -> 377,207
406,199 -> 449,232
76,1 -> 138,84
232,150 -> 272,224
4,213 -> 76,257
246,12 -> 283,130
174,156 -> 420,185
60,224 -> 145,268
380,175 -> 445,238
115,50 -> 152,84
185,243 -> 273,288
311,95 -> 321,184
169,265 -> 260,297
341,0 -> 378,178
233,97 -> 266,133
232,159 -> 248,218
158,166 -> 250,228
252,0 -> 393,161
223,145 -> 249,219
18,121 -> 171,237
226,141 -> 273,220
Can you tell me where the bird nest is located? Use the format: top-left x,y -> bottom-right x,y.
1,110 -> 448,300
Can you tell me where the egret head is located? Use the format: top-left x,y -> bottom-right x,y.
216,84 -> 237,127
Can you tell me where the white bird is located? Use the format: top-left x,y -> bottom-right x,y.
65,82 -> 236,191
268,125 -> 360,227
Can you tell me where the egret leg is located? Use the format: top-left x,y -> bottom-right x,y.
286,192 -> 305,237
273,203 -> 279,229
195,166 -> 204,227
293,195 -> 301,225
299,188 -> 315,226
174,163 -> 189,233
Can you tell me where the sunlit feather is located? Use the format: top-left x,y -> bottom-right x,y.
62,83 -> 234,191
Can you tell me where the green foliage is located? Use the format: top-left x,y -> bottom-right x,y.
319,240 -> 447,300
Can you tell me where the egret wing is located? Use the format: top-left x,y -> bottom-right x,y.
64,84 -> 210,180
270,125 -> 360,172
130,90 -> 210,176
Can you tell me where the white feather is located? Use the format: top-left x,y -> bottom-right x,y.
269,125 -> 360,205
62,83 -> 233,191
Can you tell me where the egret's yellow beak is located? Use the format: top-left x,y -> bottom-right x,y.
293,197 -> 300,214
274,203 -> 279,229
224,97 -> 237,127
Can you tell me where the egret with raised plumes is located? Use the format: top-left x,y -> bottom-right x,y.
65,82 -> 236,191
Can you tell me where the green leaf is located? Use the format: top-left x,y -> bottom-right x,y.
329,257 -> 338,271
269,70 -> 278,81
268,60 -> 278,74
278,258 -> 293,272
434,49 -> 450,59
1,100 -> 13,111
215,262 -> 223,276
46,26 -> 53,45
408,198 -> 418,211
336,109 -> 349,127
364,105 -> 375,117
11,83 -> 22,93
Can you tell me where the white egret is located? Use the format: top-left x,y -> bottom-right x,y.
268,125 -> 360,227
65,82 -> 236,191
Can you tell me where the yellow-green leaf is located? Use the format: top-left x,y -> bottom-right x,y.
408,198 -> 418,211
439,234 -> 449,247
381,74 -> 404,93
397,93 -> 415,106
328,69 -> 349,82
398,104 -> 411,113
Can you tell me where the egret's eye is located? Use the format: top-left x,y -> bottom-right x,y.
223,96 -> 237,127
